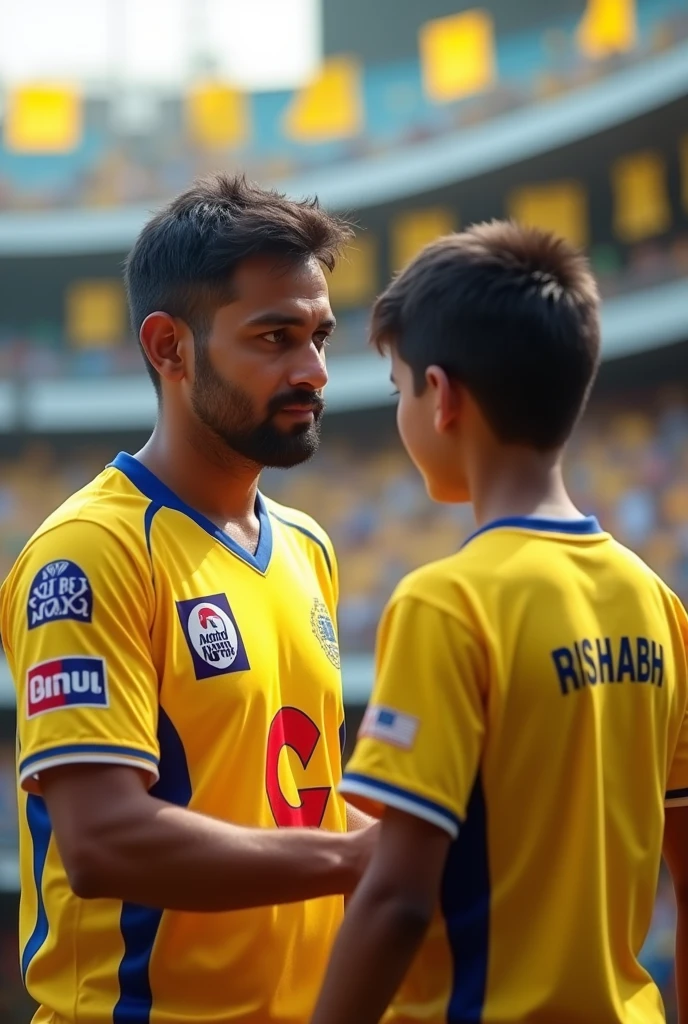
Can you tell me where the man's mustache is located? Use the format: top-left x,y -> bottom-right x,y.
267,390 -> 325,417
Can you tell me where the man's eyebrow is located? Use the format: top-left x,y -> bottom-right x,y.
244,312 -> 337,329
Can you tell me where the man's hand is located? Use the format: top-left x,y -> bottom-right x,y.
346,803 -> 376,832
311,807 -> 451,1024
346,816 -> 380,883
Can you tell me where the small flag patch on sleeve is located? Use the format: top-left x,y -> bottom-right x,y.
359,705 -> 419,750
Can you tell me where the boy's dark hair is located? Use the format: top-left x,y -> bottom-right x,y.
371,220 -> 601,450
125,173 -> 354,394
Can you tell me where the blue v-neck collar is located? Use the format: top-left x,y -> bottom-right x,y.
110,452 -> 273,573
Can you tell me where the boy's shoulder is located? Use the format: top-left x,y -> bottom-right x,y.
390,551 -> 473,621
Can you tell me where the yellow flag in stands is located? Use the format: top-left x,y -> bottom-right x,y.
5,84 -> 81,154
284,56 -> 363,143
577,0 -> 637,58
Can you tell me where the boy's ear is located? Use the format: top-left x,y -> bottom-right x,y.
426,365 -> 460,434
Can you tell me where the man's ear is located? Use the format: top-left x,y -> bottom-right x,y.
140,312 -> 189,385
426,365 -> 461,434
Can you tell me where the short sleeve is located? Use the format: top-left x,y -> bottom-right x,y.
340,592 -> 487,838
0,519 -> 160,793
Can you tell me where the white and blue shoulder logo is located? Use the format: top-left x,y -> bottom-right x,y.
27,560 -> 93,631
311,598 -> 340,669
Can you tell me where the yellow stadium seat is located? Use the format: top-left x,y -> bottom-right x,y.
577,0 -> 637,59
5,84 -> 81,154
391,208 -> 456,270
186,81 -> 249,148
339,548 -> 382,593
612,151 -> 670,243
66,280 -> 126,349
508,181 -> 589,249
284,56 -> 363,143
327,237 -> 378,308
662,482 -> 688,526
420,9 -> 496,103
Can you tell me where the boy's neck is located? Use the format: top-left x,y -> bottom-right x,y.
469,448 -> 583,528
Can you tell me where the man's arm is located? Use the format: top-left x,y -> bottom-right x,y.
310,807 -> 451,1024
42,763 -> 372,911
663,804 -> 688,1022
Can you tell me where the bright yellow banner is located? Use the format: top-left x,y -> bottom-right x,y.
577,0 -> 637,58
284,56 -> 363,142
508,181 -> 589,249
612,151 -> 670,243
327,237 -> 378,308
391,208 -> 456,270
420,10 -> 495,103
186,81 -> 249,148
5,84 -> 82,154
66,280 -> 126,349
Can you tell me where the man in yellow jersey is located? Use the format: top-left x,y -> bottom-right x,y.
311,222 -> 688,1024
0,173 -> 375,1024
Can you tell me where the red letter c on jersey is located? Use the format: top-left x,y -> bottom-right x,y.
266,707 -> 331,828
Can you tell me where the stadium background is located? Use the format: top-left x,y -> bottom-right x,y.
1,0 -> 687,1017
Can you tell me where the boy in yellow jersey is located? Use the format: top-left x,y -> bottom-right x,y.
0,174 -> 375,1024
311,222 -> 688,1024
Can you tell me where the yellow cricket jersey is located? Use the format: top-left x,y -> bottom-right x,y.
341,515 -> 688,1024
0,451 -> 347,1024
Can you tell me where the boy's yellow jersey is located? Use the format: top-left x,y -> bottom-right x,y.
342,515 -> 688,1024
0,452 -> 347,1024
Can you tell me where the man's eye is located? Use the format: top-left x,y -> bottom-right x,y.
262,330 -> 284,344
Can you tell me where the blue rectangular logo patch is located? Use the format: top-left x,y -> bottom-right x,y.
27,560 -> 93,630
176,593 -> 250,680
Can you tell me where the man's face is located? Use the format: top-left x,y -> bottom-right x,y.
190,256 -> 333,469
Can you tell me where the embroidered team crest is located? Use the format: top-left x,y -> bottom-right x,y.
311,598 -> 340,669
176,593 -> 250,680
27,559 -> 93,630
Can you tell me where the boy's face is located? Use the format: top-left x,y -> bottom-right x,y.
390,350 -> 470,504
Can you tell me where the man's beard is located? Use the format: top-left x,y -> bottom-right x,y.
190,345 -> 324,469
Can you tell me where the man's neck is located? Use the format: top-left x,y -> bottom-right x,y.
135,420 -> 260,527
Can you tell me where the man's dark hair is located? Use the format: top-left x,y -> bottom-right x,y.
125,173 -> 354,394
371,220 -> 601,450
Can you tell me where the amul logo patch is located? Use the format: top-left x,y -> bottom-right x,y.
27,656 -> 108,719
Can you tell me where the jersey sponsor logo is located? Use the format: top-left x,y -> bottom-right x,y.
27,559 -> 93,631
266,707 -> 331,827
359,705 -> 419,750
26,656 -> 108,719
311,598 -> 340,669
176,593 -> 250,680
